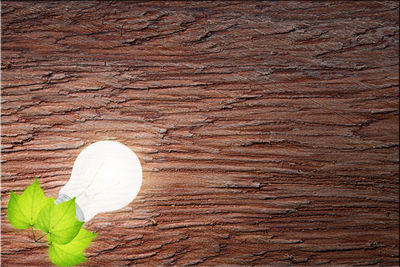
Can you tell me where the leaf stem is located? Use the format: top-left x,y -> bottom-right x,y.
31,227 -> 37,241
36,233 -> 47,242
31,227 -> 48,243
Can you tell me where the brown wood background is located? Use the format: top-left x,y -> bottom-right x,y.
1,1 -> 399,266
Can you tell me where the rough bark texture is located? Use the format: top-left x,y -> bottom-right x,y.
1,1 -> 399,266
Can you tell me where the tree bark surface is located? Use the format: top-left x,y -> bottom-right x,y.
1,1 -> 399,266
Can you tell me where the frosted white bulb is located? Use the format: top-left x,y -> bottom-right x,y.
55,141 -> 142,222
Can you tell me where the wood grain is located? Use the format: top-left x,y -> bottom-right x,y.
1,1 -> 399,266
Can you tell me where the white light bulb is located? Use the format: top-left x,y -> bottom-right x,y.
55,141 -> 142,222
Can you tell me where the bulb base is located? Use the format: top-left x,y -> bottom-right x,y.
55,194 -> 85,222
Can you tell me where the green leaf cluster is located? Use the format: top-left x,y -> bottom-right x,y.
7,179 -> 97,266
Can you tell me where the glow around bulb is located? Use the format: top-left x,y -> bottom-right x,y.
56,141 -> 142,222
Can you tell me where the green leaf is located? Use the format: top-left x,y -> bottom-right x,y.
36,197 -> 84,244
7,178 -> 53,229
49,228 -> 97,266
